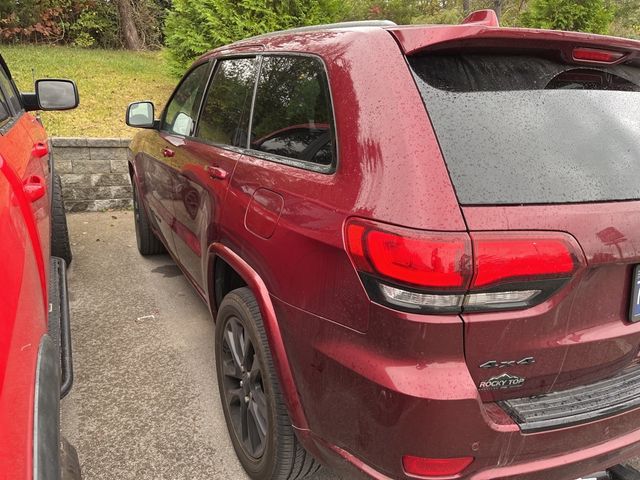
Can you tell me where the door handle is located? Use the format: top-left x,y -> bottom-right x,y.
206,165 -> 229,180
23,175 -> 46,202
32,142 -> 49,159
162,148 -> 175,158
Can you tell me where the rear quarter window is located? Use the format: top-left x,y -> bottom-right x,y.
410,54 -> 640,205
250,55 -> 336,169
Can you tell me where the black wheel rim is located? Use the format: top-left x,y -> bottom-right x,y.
221,316 -> 268,459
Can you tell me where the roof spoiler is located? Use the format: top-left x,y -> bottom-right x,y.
461,9 -> 500,27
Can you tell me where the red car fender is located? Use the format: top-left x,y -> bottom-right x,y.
206,243 -> 309,431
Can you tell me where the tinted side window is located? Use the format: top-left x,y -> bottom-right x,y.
0,66 -> 22,114
251,56 -> 335,166
196,58 -> 258,148
0,87 -> 10,126
163,62 -> 210,137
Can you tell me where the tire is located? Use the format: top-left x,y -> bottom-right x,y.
60,437 -> 82,480
51,173 -> 72,266
215,288 -> 321,480
132,180 -> 165,255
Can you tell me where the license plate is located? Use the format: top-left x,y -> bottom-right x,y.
629,265 -> 640,322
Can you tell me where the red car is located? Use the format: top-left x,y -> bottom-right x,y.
0,54 -> 79,479
127,11 -> 640,480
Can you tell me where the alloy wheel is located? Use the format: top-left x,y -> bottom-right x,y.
221,316 -> 269,459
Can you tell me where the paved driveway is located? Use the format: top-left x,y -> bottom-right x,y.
61,211 -> 640,479
61,211 -> 338,480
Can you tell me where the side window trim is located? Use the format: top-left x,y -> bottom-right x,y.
193,58 -> 217,136
247,52 -> 338,175
245,55 -> 263,149
245,148 -> 334,174
160,60 -> 213,135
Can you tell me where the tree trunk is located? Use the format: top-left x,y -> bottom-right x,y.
463,0 -> 471,15
493,0 -> 502,19
117,0 -> 142,50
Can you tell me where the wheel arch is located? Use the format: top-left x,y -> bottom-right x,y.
206,243 -> 309,431
127,157 -> 137,186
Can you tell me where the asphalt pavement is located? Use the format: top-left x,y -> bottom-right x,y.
60,211 -> 640,480
60,211 -> 338,480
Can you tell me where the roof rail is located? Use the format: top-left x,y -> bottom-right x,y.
461,9 -> 500,27
238,20 -> 397,43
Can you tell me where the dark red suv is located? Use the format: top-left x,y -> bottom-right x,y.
126,11 -> 640,480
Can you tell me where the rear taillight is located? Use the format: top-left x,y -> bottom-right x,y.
346,220 -> 471,312
345,219 -> 582,314
346,223 -> 472,289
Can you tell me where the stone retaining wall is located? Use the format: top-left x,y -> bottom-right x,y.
52,137 -> 132,212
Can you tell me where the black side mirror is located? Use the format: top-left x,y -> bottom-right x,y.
126,101 -> 156,129
22,79 -> 79,112
36,79 -> 79,110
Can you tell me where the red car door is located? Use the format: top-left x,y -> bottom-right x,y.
0,64 -> 49,286
134,61 -> 213,258
168,57 -> 259,290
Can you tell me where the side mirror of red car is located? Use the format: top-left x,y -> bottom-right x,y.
126,101 -> 157,129
22,79 -> 79,112
37,79 -> 79,110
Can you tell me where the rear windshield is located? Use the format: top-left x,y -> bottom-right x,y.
409,54 -> 640,205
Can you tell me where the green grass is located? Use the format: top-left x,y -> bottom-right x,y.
1,45 -> 177,138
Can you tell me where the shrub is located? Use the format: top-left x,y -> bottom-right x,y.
520,0 -> 614,34
164,0 -> 347,74
0,0 -> 166,49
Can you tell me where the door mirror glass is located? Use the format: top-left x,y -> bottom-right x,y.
171,111 -> 193,136
36,79 -> 78,111
126,101 -> 155,128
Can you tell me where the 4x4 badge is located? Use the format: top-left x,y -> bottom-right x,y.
479,357 -> 535,369
479,373 -> 525,390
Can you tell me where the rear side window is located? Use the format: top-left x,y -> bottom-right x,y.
410,54 -> 640,204
196,57 -> 258,148
250,55 -> 335,168
163,62 -> 210,137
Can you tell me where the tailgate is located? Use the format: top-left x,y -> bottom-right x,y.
463,202 -> 640,402
406,42 -> 640,403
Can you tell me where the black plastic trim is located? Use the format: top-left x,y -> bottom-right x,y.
499,363 -> 640,433
608,464 -> 640,480
33,335 -> 61,480
22,92 -> 39,112
48,256 -> 74,398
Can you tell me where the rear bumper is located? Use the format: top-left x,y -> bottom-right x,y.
305,433 -> 640,480
273,297 -> 640,480
500,364 -> 640,433
305,405 -> 640,480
